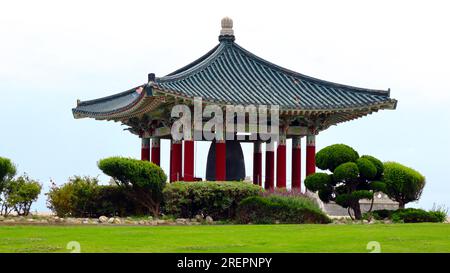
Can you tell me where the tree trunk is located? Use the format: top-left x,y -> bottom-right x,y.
353,204 -> 362,220
368,195 -> 374,213
347,207 -> 354,220
398,201 -> 405,209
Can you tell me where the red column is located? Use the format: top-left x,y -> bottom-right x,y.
265,142 -> 275,190
184,139 -> 194,181
141,138 -> 150,161
151,138 -> 160,166
170,140 -> 182,182
253,141 -> 262,186
276,136 -> 286,188
291,136 -> 301,190
306,134 -> 316,177
216,140 -> 226,181
170,142 -> 174,181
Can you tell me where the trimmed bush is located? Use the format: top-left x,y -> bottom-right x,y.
315,144 -> 359,172
163,181 -> 261,220
334,162 -> 360,182
47,176 -> 145,217
360,155 -> 383,179
236,195 -> 331,224
98,157 -> 167,216
356,158 -> 377,180
304,173 -> 332,192
391,208 -> 444,223
382,162 -> 425,209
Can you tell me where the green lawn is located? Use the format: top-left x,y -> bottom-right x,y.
0,223 -> 449,253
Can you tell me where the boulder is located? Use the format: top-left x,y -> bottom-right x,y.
205,216 -> 213,224
195,215 -> 203,222
156,219 -> 166,225
53,216 -> 64,223
113,218 -> 122,224
107,217 -> 115,224
99,216 -> 108,223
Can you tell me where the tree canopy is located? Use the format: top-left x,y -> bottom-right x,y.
305,144 -> 382,220
98,157 -> 167,216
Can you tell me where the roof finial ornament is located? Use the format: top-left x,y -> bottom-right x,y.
219,17 -> 235,42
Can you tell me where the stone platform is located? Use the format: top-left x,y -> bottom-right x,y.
307,192 -> 399,217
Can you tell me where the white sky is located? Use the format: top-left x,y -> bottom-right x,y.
1,0 -> 449,211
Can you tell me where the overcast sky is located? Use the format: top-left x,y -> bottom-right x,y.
1,0 -> 449,212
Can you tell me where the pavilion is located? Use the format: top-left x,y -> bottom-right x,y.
72,17 -> 397,190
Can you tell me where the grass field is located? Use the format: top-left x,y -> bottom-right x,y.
0,223 -> 449,253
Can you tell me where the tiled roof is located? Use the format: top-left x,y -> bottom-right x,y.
72,38 -> 396,119
155,40 -> 396,110
73,86 -> 145,117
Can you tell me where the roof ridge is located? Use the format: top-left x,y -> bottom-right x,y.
157,43 -> 226,82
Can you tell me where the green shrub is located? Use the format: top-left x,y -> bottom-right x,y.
98,157 -> 167,216
236,195 -> 331,224
360,155 -> 384,179
391,208 -> 444,223
382,162 -> 425,209
429,204 -> 448,223
163,181 -> 261,220
0,157 -> 16,184
334,162 -> 360,182
304,173 -> 332,192
315,144 -> 359,172
47,176 -> 145,217
363,209 -> 394,220
3,174 -> 42,216
356,158 -> 377,180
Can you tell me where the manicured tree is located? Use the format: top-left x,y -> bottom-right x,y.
304,144 -> 384,220
98,157 -> 167,216
0,157 -> 16,216
381,162 -> 425,209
